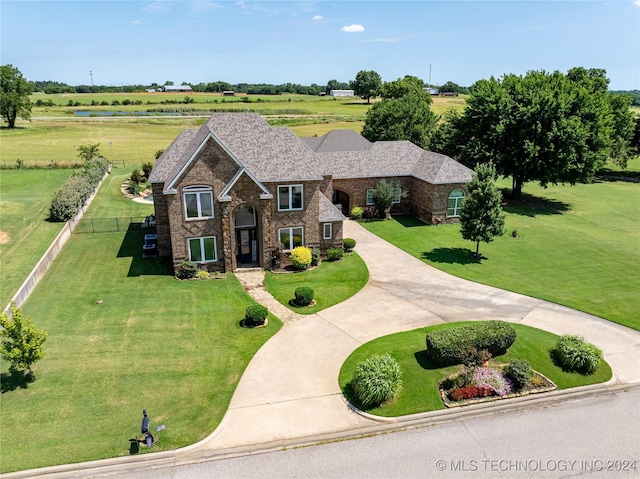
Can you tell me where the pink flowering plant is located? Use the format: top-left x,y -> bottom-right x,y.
472,367 -> 513,396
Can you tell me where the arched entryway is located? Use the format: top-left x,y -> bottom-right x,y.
234,204 -> 259,268
332,189 -> 350,215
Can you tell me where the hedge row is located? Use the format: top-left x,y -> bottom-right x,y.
426,321 -> 517,367
49,158 -> 109,222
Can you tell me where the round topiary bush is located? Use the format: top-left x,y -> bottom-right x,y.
351,354 -> 403,408
294,286 -> 314,306
343,238 -> 356,252
244,304 -> 268,327
553,335 -> 602,375
175,261 -> 197,280
290,246 -> 312,270
504,359 -> 532,389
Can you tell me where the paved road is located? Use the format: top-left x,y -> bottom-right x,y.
109,385 -> 640,479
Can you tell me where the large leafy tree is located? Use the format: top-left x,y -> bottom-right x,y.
380,75 -> 425,99
0,302 -> 47,382
460,162 -> 505,258
352,70 -> 382,104
370,178 -> 407,219
436,68 -> 620,200
361,91 -> 437,149
0,64 -> 33,128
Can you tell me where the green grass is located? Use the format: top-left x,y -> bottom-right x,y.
0,169 -> 72,306
360,178 -> 640,330
263,252 -> 369,314
339,322 -> 612,417
0,171 -> 281,473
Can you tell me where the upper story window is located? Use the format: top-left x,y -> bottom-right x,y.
184,186 -> 214,220
278,185 -> 303,211
447,188 -> 465,217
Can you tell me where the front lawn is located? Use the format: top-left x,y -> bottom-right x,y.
0,222 -> 281,473
360,178 -> 640,330
0,169 -> 72,306
263,252 -> 369,314
339,322 -> 612,417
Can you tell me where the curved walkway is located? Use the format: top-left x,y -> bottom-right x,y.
10,220 -> 640,478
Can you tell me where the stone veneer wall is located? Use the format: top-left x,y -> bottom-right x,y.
151,182 -> 172,257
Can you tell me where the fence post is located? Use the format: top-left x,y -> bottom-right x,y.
116,217 -> 119,232
91,218 -> 95,234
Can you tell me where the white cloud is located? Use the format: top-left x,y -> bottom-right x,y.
192,1 -> 225,12
132,20 -> 143,25
341,24 -> 364,33
369,38 -> 400,43
635,0 -> 640,7
312,15 -> 324,22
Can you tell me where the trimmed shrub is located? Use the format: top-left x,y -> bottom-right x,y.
350,206 -> 363,220
311,247 -> 321,267
343,238 -> 356,252
326,248 -> 344,262
294,286 -> 315,306
351,354 -> 402,407
196,270 -> 210,280
175,261 -> 197,280
504,359 -> 532,389
244,304 -> 268,326
49,158 -> 108,221
426,321 -> 517,367
290,246 -> 312,270
553,335 -> 603,375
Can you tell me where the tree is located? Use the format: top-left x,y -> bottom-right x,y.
439,81 -> 468,95
361,91 -> 436,149
371,178 -> 407,219
0,302 -> 47,381
380,75 -> 425,99
77,143 -> 101,162
440,69 -> 616,200
352,70 -> 382,104
607,92 -> 635,168
460,162 -> 505,258
0,64 -> 33,128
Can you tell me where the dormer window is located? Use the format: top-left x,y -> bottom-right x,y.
184,185 -> 214,220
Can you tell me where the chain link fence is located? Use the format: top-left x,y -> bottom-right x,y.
71,216 -> 151,234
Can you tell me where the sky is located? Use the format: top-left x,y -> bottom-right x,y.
1,1 -> 638,90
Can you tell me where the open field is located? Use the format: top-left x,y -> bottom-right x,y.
339,322 -> 612,417
0,172 -> 281,472
360,176 -> 640,330
0,169 -> 72,306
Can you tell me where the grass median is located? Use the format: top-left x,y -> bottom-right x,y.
339,322 -> 612,417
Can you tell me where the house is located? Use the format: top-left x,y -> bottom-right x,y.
149,114 -> 472,272
329,89 -> 355,97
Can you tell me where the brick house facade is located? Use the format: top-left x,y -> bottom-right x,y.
149,114 -> 472,272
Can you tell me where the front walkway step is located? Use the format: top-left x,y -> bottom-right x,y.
235,269 -> 305,325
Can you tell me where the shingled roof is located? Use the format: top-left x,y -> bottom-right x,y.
302,132 -> 472,184
149,113 -> 323,192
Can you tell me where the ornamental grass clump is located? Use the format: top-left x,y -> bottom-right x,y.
290,246 -> 312,270
553,335 -> 603,375
351,354 -> 402,408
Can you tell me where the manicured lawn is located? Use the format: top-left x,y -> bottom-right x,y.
360,178 -> 640,330
0,169 -> 72,306
263,253 -> 369,314
339,322 -> 612,417
0,178 -> 282,473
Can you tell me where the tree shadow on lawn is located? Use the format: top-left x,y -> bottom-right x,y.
421,248 -> 482,265
1,368 -> 32,394
117,224 -> 173,277
500,188 -> 572,217
414,350 -> 444,371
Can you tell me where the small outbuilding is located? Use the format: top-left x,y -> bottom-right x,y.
329,90 -> 354,97
161,85 -> 193,92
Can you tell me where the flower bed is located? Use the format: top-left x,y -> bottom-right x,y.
440,364 -> 556,408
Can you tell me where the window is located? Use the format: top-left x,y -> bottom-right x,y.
234,204 -> 256,227
323,223 -> 332,240
188,236 -> 217,263
184,186 -> 213,220
392,187 -> 402,204
278,185 -> 303,211
279,227 -> 304,251
366,188 -> 374,206
447,188 -> 465,217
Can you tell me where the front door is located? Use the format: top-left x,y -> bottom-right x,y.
236,228 -> 257,265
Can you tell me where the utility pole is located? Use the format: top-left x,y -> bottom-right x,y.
428,64 -> 432,88
90,70 -> 93,86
